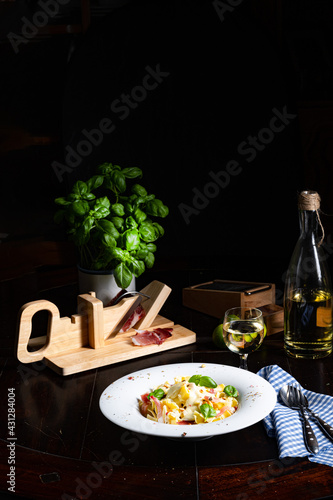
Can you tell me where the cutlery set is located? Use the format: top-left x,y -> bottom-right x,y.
279,384 -> 333,454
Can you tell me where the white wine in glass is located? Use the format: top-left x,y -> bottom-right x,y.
223,307 -> 265,370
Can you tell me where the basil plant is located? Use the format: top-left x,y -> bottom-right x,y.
54,162 -> 169,289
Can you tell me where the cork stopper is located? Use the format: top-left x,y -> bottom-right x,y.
298,190 -> 321,211
298,190 -> 324,245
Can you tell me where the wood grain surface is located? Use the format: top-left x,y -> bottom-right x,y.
1,267 -> 333,500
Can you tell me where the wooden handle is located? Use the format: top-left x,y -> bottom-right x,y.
77,294 -> 104,349
16,300 -> 60,363
136,280 -> 171,329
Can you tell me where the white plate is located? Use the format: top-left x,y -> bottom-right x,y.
99,363 -> 277,439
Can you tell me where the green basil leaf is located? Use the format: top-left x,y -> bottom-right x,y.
188,375 -> 217,388
133,208 -> 147,224
146,243 -> 157,253
96,220 -> 119,240
73,180 -> 88,196
153,222 -> 164,237
103,177 -> 113,191
125,216 -> 138,229
188,375 -> 202,385
97,162 -> 113,174
127,257 -> 145,278
145,194 -> 155,202
124,229 -> 140,251
134,244 -> 148,259
109,247 -> 126,261
83,216 -> 94,233
139,221 -> 158,242
130,194 -> 147,208
72,200 -> 89,215
200,403 -> 217,421
94,207 -> 110,219
110,217 -> 124,231
96,219 -> 113,232
134,250 -> 147,260
144,251 -> 155,269
146,199 -> 169,218
131,184 -> 147,197
123,202 -> 134,214
198,376 -> 217,388
148,388 -> 165,400
114,262 -> 132,289
84,192 -> 96,201
102,233 -> 116,248
68,193 -> 79,201
121,167 -> 142,179
86,175 -> 104,191
111,203 -> 125,216
54,197 -> 70,206
111,171 -> 126,193
95,196 -> 110,209
224,385 -> 238,397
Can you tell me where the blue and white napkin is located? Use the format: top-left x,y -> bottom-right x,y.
257,364 -> 333,467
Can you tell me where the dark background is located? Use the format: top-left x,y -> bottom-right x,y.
1,0 -> 333,297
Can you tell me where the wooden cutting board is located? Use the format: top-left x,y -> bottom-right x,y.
16,281 -> 197,376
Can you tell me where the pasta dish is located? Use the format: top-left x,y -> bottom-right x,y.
139,375 -> 239,425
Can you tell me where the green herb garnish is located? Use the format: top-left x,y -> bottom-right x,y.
200,403 -> 217,421
148,388 -> 165,400
188,375 -> 217,388
224,385 -> 238,397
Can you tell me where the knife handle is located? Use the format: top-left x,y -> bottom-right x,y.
300,407 -> 319,454
308,410 -> 333,442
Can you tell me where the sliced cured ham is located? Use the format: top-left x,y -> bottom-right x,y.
138,392 -> 150,417
150,396 -> 163,422
119,305 -> 145,333
131,328 -> 173,346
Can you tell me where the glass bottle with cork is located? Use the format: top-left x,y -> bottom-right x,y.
284,190 -> 333,359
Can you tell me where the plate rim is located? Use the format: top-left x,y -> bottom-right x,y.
99,362 -> 277,439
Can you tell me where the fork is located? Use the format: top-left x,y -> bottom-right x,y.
289,384 -> 319,455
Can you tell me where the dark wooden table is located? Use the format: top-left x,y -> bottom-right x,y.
1,266 -> 333,500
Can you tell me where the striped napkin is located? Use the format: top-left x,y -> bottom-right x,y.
257,364 -> 333,467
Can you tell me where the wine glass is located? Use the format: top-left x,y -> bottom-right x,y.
222,307 -> 265,370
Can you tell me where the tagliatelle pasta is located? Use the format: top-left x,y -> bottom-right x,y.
139,375 -> 239,425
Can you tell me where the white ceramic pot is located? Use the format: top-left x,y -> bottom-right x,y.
77,267 -> 136,306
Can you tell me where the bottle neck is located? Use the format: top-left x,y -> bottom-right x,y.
299,210 -> 319,240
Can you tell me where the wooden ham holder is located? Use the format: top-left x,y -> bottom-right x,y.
16,281 -> 196,376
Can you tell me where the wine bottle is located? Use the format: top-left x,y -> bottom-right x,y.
284,190 -> 333,359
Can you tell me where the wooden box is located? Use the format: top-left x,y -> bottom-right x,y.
258,303 -> 284,336
182,280 -> 283,335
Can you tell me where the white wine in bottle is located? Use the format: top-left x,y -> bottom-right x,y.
284,191 -> 333,359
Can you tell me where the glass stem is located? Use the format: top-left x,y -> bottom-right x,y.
239,353 -> 248,370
